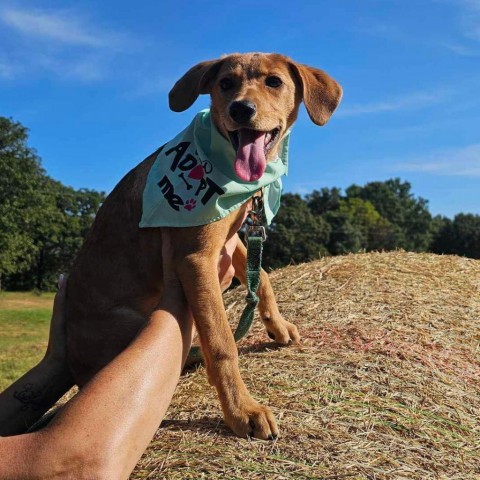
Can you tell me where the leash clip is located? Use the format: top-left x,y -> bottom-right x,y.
247,190 -> 266,241
247,225 -> 267,242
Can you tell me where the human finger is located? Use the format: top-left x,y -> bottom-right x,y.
218,235 -> 238,292
53,273 -> 68,312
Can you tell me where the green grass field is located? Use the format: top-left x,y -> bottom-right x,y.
0,291 -> 54,391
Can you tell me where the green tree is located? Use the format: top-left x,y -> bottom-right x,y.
346,179 -> 433,251
4,180 -> 105,291
31,182 -> 104,290
0,118 -> 47,289
306,189 -> 395,254
305,187 -> 342,215
431,214 -> 480,259
1,116 -> 105,291
322,208 -> 362,255
305,188 -> 361,254
263,193 -> 330,269
337,198 -> 397,251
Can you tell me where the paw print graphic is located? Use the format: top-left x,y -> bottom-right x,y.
184,198 -> 196,211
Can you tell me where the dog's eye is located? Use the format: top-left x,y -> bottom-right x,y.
265,76 -> 283,88
219,78 -> 234,91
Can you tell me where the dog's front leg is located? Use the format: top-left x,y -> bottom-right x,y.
169,226 -> 278,440
232,235 -> 300,345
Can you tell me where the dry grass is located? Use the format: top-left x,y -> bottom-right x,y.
131,251 -> 480,480
0,291 -> 54,310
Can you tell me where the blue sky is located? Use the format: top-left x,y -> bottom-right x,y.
1,0 -> 479,217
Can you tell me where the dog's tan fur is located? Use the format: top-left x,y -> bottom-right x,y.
65,53 -> 342,439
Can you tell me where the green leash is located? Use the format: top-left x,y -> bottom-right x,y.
187,193 -> 266,363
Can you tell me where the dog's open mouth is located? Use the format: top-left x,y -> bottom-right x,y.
228,127 -> 280,182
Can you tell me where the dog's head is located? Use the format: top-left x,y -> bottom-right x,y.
169,53 -> 342,182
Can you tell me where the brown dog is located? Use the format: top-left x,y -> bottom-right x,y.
65,53 -> 342,440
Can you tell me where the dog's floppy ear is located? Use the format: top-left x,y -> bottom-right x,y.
169,59 -> 224,112
289,62 -> 343,126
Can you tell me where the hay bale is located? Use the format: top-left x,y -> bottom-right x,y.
132,251 -> 480,480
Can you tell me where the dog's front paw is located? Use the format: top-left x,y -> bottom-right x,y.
224,399 -> 278,440
263,315 -> 300,346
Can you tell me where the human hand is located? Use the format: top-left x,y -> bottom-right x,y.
218,234 -> 238,292
161,230 -> 239,296
216,199 -> 251,292
44,274 -> 68,363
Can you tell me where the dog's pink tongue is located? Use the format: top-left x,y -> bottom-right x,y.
234,129 -> 267,182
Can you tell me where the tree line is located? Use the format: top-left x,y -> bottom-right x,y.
262,184 -> 480,269
1,116 -> 479,291
0,117 -> 104,291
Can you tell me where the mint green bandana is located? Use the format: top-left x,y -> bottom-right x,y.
139,109 -> 289,228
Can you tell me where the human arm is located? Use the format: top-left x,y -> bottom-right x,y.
0,233 -> 237,480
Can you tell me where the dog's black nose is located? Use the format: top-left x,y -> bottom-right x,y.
229,100 -> 256,123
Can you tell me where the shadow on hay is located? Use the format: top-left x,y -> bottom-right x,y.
160,417 -> 236,438
237,340 -> 287,355
184,340 -> 284,371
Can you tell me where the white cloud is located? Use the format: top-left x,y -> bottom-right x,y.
434,0 -> 480,51
0,6 -> 134,82
290,182 -> 326,195
337,90 -> 449,118
395,144 -> 480,177
441,41 -> 480,56
453,0 -> 480,41
31,52 -> 108,82
132,75 -> 179,97
0,59 -> 15,79
356,1 -> 480,56
0,7 -> 127,48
